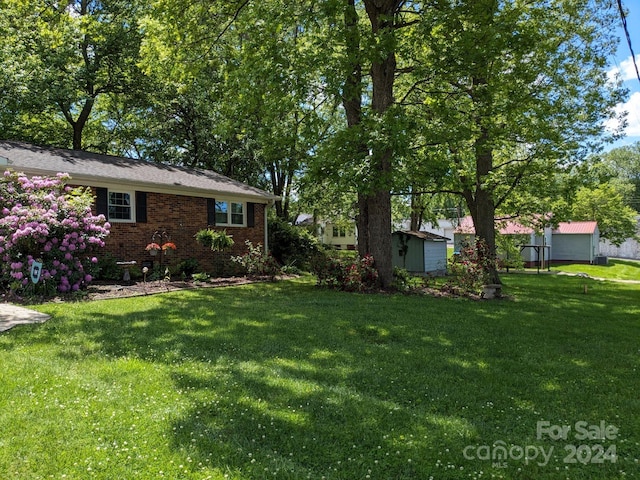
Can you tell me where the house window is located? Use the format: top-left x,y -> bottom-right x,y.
333,226 -> 347,237
215,201 -> 228,224
108,191 -> 133,221
215,200 -> 244,226
231,202 -> 244,225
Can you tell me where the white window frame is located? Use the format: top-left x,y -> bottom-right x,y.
215,200 -> 245,227
332,226 -> 347,238
107,190 -> 135,223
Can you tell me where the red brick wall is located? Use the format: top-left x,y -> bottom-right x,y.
91,190 -> 267,275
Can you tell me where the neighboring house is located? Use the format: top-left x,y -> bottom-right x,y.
392,230 -> 449,275
453,216 -> 599,265
415,219 -> 458,245
0,141 -> 278,273
551,221 -> 600,264
454,216 -> 549,266
295,214 -> 357,250
322,220 -> 357,250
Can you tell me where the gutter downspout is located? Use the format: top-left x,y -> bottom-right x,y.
264,203 -> 269,252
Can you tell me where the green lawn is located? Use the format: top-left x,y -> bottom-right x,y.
551,258 -> 640,281
1,275 -> 639,479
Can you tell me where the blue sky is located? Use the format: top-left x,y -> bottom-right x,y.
607,0 -> 640,150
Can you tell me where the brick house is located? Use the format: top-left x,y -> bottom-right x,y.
0,141 -> 278,274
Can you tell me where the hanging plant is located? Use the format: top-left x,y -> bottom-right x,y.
194,229 -> 234,252
162,242 -> 177,255
146,242 -> 161,255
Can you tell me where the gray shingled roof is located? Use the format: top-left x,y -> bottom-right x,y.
393,230 -> 450,242
0,141 -> 278,202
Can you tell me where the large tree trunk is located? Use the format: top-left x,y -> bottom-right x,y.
356,193 -> 371,256
62,97 -> 94,151
467,187 -> 500,285
463,113 -> 501,285
409,190 -> 426,231
362,0 -> 398,288
342,0 -> 371,258
366,188 -> 392,285
340,0 -> 398,287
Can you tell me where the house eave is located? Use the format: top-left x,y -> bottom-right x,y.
7,165 -> 280,204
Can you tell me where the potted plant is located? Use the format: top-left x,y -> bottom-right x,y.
145,242 -> 161,256
162,242 -> 177,255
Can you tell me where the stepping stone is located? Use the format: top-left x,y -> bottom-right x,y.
0,304 -> 51,332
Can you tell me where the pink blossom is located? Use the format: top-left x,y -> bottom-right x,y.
0,171 -> 110,297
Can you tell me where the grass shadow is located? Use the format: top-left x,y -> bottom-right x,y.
1,276 -> 638,478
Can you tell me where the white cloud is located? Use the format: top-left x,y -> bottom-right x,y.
607,54 -> 640,83
606,91 -> 640,138
619,54 -> 640,82
622,91 -> 640,137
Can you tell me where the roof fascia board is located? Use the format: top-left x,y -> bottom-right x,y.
7,166 -> 279,204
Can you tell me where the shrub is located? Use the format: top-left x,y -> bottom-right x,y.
0,171 -> 110,296
192,272 -> 210,282
94,253 -> 121,281
231,240 -> 281,278
446,239 -> 499,294
281,264 -> 302,275
176,258 -> 199,277
311,252 -> 379,293
391,267 -> 425,292
144,264 -> 170,281
268,217 -> 320,270
128,265 -> 143,281
496,234 -> 526,271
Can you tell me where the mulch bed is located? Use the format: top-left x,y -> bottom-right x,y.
85,276 -> 271,301
2,276 -> 282,305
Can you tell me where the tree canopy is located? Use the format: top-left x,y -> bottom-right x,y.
571,184 -> 638,245
0,0 -> 150,151
0,0 -> 630,286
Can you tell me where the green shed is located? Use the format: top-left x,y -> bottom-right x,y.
392,230 -> 449,275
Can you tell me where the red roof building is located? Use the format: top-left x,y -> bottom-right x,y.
553,221 -> 598,235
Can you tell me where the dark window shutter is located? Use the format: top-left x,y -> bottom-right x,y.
96,187 -> 108,218
135,191 -> 147,223
207,198 -> 216,226
247,202 -> 255,228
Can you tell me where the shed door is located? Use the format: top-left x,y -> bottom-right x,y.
424,241 -> 447,272
552,234 -> 589,262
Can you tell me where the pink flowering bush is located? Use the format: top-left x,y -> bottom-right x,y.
312,252 -> 380,292
446,239 -> 499,294
0,171 -> 111,297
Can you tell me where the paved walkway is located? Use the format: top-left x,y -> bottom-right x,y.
0,303 -> 51,333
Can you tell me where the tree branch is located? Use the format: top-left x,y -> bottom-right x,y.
215,0 -> 251,44
494,158 -> 536,208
